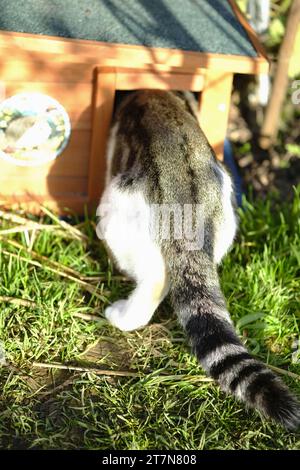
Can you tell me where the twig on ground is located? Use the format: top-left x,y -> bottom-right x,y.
38,375 -> 81,398
72,312 -> 104,322
32,361 -> 213,383
33,361 -> 140,377
0,296 -> 37,307
0,237 -> 125,283
267,364 -> 300,381
28,228 -> 37,251
0,224 -> 51,235
0,207 -> 89,241
1,238 -> 83,276
2,249 -> 109,300
79,275 -> 129,283
40,206 -> 89,241
0,210 -> 42,227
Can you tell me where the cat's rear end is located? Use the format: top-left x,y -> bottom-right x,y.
97,90 -> 300,431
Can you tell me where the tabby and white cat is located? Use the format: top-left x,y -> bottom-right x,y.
96,90 -> 300,430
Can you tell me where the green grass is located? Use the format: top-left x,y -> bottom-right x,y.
0,188 -> 300,450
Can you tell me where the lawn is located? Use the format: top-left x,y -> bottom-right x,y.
0,187 -> 299,450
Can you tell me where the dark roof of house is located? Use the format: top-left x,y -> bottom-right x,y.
0,0 -> 257,57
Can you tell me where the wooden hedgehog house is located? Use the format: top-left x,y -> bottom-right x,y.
0,0 -> 268,214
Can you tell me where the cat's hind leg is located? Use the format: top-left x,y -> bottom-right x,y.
97,178 -> 169,332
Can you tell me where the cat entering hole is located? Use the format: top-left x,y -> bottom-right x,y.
96,90 -> 300,431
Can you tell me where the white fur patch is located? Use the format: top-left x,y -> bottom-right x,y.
105,122 -> 119,187
213,169 -> 237,264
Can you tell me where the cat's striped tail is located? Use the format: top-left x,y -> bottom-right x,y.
170,264 -> 300,431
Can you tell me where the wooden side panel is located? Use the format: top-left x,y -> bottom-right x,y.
198,70 -> 233,161
0,176 -> 87,196
0,76 -> 93,210
3,82 -> 92,130
0,130 -> 91,179
0,57 -> 95,82
88,68 -> 116,206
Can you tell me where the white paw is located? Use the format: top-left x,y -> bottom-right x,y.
104,300 -> 147,332
104,300 -> 135,332
105,299 -> 128,327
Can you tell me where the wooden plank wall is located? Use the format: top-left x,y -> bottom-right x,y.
0,51 -> 94,210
